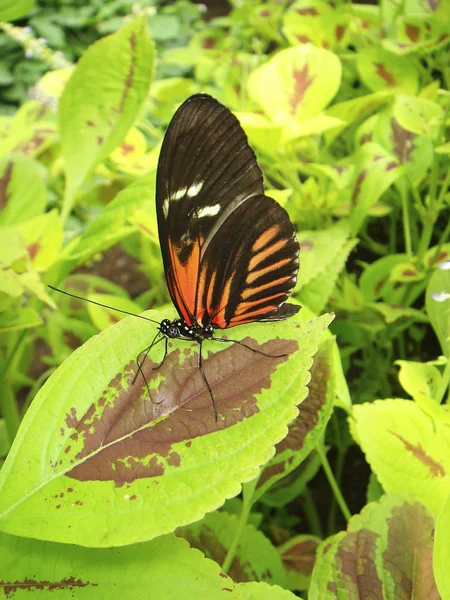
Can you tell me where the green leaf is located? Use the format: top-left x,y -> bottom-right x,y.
58,17 -> 154,221
435,494 -> 450,600
0,531 -> 241,598
350,399 -> 450,516
360,254 -> 408,303
310,494 -> 438,599
0,0 -> 34,21
254,340 -> 335,502
357,47 -> 419,95
426,265 -> 450,357
178,511 -> 287,586
0,311 -> 332,546
396,360 -> 442,402
248,46 -> 341,125
393,94 -> 444,139
0,154 -> 46,226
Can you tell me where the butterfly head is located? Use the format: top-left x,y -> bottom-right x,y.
159,318 -> 181,339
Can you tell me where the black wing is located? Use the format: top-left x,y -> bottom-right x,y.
156,94 -> 299,329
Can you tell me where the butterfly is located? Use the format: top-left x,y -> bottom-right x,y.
146,93 -> 300,419
50,94 -> 300,420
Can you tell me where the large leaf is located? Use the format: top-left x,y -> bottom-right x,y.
357,47 -> 419,94
310,494 -> 438,599
248,46 -> 341,127
350,399 -> 450,516
0,531 -> 241,599
0,310 -> 332,546
58,18 -> 154,220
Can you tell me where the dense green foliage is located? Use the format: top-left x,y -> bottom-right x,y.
0,0 -> 449,598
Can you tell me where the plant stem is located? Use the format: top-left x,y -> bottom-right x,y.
302,487 -> 323,538
222,479 -> 256,573
316,444 -> 352,522
399,182 -> 413,259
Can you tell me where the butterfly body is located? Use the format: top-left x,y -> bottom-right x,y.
159,318 -> 214,341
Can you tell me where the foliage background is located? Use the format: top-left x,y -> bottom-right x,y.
0,0 -> 449,598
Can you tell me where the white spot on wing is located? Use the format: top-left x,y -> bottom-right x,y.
163,198 -> 169,217
171,187 -> 187,201
187,181 -> 204,197
197,204 -> 221,218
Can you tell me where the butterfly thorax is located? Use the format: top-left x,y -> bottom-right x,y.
159,318 -> 214,341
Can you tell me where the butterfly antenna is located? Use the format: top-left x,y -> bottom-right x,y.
48,285 -> 161,325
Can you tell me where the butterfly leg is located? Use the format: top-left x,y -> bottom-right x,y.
132,333 -> 166,386
197,339 -> 218,421
211,336 -> 288,358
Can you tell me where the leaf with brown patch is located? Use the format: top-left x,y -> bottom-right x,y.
310,495 -> 439,599
278,534 -> 321,592
58,17 -> 154,220
254,339 -> 335,502
350,399 -> 450,516
177,511 -> 287,587
0,309 -> 333,546
0,531 -> 237,598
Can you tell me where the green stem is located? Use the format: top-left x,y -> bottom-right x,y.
222,479 -> 256,573
302,487 -> 323,538
436,358 -> 450,405
0,384 -> 21,444
316,444 -> 352,522
399,183 -> 413,259
327,448 -> 346,536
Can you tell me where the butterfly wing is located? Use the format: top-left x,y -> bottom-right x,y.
156,94 -> 299,329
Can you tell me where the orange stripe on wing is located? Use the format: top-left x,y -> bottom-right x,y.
251,225 -> 280,252
241,275 -> 292,300
247,257 -> 292,284
234,292 -> 285,317
228,305 -> 279,325
248,237 -> 289,272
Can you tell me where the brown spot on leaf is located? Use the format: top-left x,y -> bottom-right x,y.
391,118 -> 415,163
299,240 -> 314,251
351,169 -> 367,206
297,7 -> 318,15
86,120 -> 95,127
27,243 -> 40,260
97,136 -> 104,145
405,23 -> 420,43
297,35 -> 310,43
118,32 -> 137,114
386,161 -> 398,171
402,268 -> 417,277
202,37 -> 216,49
360,133 -> 373,145
120,142 -> 134,156
66,337 -> 297,486
2,577 -> 97,596
290,64 -> 314,115
390,432 -> 445,476
0,161 -> 13,209
374,62 -> 397,87
336,24 -> 346,41
130,494 -> 137,500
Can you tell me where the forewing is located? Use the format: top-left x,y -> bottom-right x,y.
156,94 -> 264,325
196,194 -> 300,329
